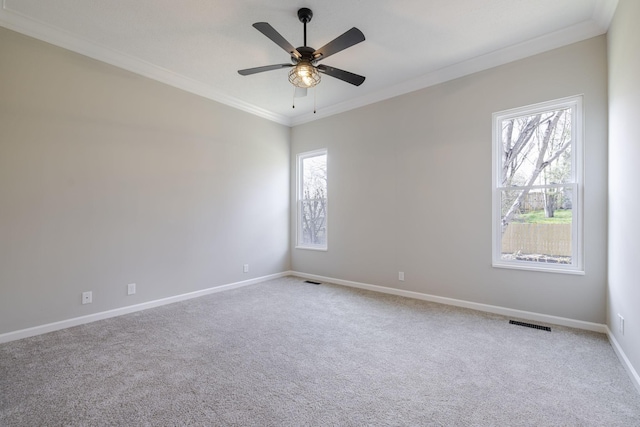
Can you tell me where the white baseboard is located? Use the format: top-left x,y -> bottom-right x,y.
0,271 -> 291,344
606,327 -> 640,394
291,271 -> 607,333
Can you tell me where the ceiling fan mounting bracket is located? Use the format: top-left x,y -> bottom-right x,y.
297,8 -> 313,24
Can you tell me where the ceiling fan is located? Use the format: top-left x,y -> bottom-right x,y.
238,8 -> 366,94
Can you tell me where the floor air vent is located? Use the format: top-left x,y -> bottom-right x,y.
509,320 -> 551,332
304,280 -> 321,285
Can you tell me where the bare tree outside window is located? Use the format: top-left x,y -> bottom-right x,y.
298,151 -> 327,248
493,97 -> 582,271
500,108 -> 572,230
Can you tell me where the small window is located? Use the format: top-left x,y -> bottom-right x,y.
492,96 -> 583,273
297,149 -> 327,250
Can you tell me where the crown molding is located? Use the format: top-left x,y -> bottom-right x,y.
290,17 -> 613,126
592,0 -> 619,31
2,1 -> 617,128
0,2 -> 292,126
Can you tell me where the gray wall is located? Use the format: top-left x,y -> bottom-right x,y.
291,36 -> 608,324
0,25 -> 614,337
608,0 -> 640,380
0,28 -> 291,334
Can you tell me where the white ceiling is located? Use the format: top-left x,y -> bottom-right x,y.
0,0 -> 618,126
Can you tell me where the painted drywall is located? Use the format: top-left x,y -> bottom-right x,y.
608,0 -> 640,380
0,28 -> 290,334
291,36 -> 608,324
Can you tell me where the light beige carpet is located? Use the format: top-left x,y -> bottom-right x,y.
1,276 -> 639,426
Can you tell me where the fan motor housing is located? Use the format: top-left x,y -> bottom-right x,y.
293,46 -> 317,63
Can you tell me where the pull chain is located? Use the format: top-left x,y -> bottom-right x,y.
292,85 -> 296,109
314,86 -> 317,114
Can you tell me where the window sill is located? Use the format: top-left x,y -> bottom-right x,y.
295,246 -> 328,252
492,261 -> 584,275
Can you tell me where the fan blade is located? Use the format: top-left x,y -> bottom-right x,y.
238,64 -> 293,76
317,64 -> 365,86
313,27 -> 365,61
253,22 -> 301,58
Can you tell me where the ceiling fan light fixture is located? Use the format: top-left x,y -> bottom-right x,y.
238,8 -> 366,97
288,61 -> 321,88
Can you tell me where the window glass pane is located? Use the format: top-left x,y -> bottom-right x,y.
302,154 -> 326,194
500,188 -> 573,265
300,200 -> 326,246
299,152 -> 327,248
500,107 -> 572,187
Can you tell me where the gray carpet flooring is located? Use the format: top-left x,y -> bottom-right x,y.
1,276 -> 639,426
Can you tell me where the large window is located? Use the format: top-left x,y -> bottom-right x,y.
492,96 -> 583,273
297,149 -> 327,250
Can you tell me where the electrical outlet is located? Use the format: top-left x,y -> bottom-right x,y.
82,291 -> 92,304
398,271 -> 405,281
243,264 -> 249,273
618,314 -> 624,335
127,283 -> 136,295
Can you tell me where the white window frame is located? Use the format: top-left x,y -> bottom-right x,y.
492,95 -> 584,274
296,149 -> 328,251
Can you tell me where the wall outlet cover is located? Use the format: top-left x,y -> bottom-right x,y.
618,314 -> 624,334
82,291 -> 92,304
